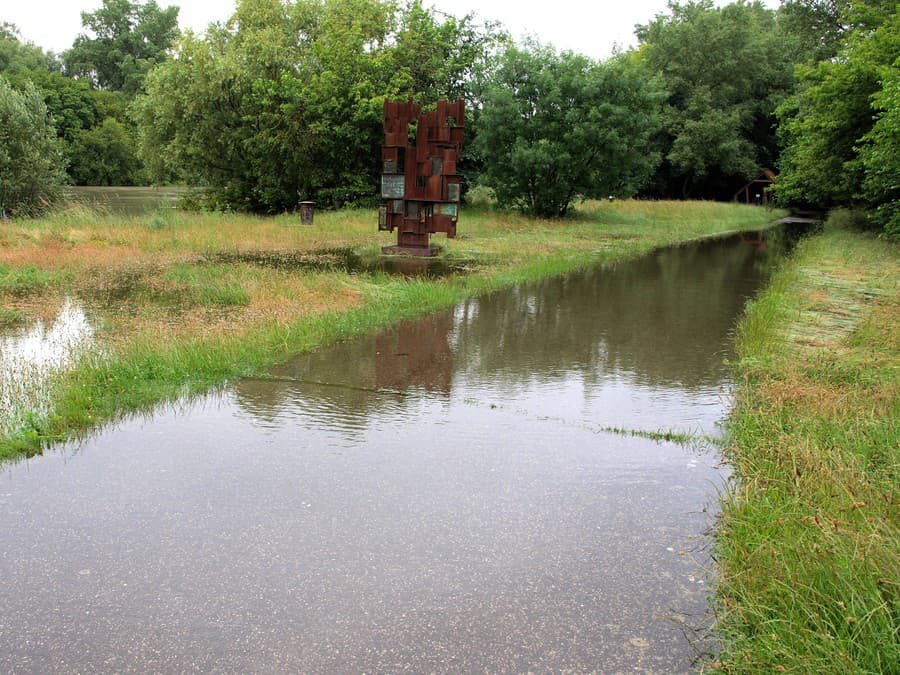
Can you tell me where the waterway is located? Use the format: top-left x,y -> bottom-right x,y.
0,228 -> 793,672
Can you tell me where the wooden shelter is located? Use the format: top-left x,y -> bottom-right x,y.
734,168 -> 776,206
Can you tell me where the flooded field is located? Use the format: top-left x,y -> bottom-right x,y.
0,229 -> 795,671
0,299 -> 94,437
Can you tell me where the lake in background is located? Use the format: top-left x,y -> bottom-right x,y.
66,186 -> 188,215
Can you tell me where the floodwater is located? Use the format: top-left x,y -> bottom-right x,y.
0,230 -> 791,672
210,247 -> 474,278
66,186 -> 187,214
0,299 -> 94,436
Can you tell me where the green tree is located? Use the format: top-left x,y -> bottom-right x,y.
0,78 -> 67,217
68,117 -> 145,185
859,69 -> 900,238
0,24 -> 147,187
0,23 -> 59,74
777,0 -> 848,62
391,0 -> 507,105
0,28 -> 95,147
64,0 -> 180,95
473,44 -> 663,218
7,69 -> 97,144
774,4 -> 898,226
135,0 -> 334,209
636,1 -> 796,199
134,0 -> 499,211
295,0 -> 400,206
777,0 -> 898,60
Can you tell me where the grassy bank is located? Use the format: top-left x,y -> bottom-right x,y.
716,224 -> 899,671
0,199 -> 777,460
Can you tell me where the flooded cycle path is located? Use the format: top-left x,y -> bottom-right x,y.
0,230 -> 791,672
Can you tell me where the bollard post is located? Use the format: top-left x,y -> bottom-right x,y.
299,201 -> 315,225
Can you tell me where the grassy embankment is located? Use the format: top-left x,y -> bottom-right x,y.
0,199 -> 777,460
716,223 -> 898,671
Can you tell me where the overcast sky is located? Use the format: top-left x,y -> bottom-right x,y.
4,0 -> 780,61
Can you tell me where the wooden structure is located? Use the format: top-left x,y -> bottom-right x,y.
379,99 -> 465,256
734,168 -> 776,206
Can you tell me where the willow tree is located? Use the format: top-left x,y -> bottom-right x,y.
0,79 -> 67,217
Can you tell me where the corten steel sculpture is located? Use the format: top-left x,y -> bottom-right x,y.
379,99 -> 464,256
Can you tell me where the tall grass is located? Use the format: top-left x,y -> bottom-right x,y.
715,225 -> 899,671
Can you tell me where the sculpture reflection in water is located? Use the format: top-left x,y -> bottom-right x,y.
232,228 -> 799,436
232,313 -> 454,430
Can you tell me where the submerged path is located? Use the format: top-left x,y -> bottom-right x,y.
0,232 -> 790,671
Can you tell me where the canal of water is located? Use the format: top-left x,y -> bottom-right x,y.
0,228 -> 795,672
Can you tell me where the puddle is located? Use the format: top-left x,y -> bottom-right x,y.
208,247 -> 474,277
0,299 -> 94,435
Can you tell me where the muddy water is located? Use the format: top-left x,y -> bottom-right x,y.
0,231 -> 789,672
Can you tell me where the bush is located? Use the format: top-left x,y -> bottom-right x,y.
474,44 -> 662,218
0,78 -> 67,217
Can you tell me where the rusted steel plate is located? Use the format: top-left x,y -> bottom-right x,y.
380,99 -> 465,255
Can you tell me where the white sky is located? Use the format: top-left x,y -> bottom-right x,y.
3,0 -> 779,61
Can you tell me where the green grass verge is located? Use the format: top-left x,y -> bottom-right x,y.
715,224 -> 899,671
0,264 -> 55,296
0,200 -> 779,460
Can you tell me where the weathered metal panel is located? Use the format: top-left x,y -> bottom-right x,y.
380,98 -> 464,255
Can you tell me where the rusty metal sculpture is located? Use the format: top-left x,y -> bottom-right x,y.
379,99 -> 465,256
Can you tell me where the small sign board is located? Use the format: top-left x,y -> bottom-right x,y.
381,175 -> 405,199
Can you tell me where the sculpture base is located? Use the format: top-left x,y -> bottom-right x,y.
381,245 -> 440,257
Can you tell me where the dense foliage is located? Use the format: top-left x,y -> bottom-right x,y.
133,0 -> 503,211
64,0 -> 180,95
0,22 -> 59,73
0,6 -> 166,188
774,2 -> 899,237
0,0 -> 897,231
636,0 -> 796,200
0,78 -> 67,216
474,45 -> 663,217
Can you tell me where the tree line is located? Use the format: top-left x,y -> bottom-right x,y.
0,0 -> 897,237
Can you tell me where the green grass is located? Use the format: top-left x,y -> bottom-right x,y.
166,263 -> 252,307
714,223 -> 899,672
0,307 -> 25,326
0,264 -> 54,296
0,200 -> 779,460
